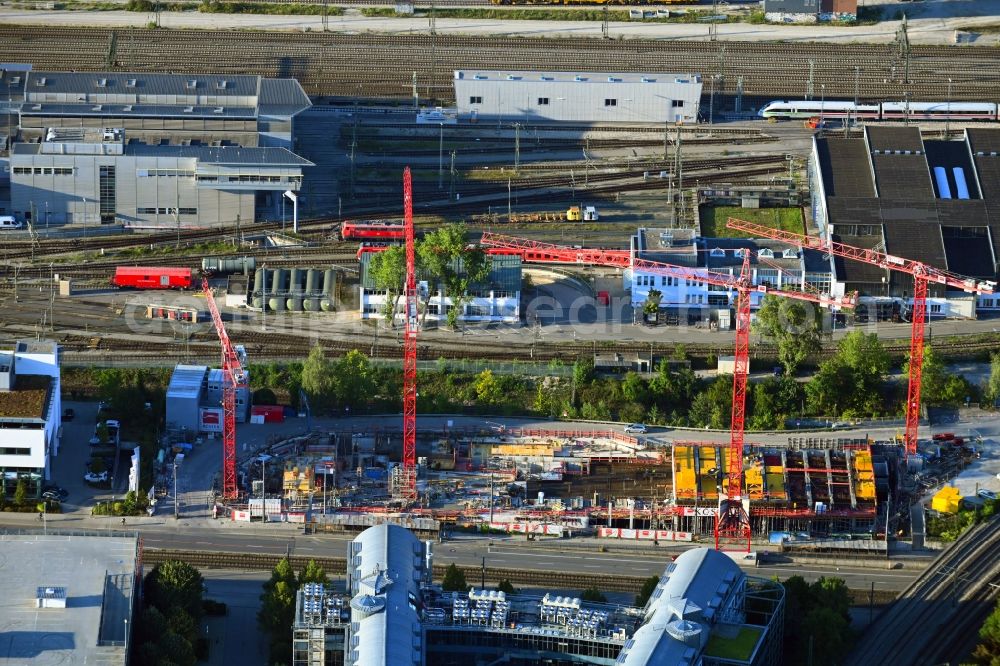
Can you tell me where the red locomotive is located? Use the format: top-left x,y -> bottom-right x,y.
340,221 -> 406,241
113,266 -> 192,289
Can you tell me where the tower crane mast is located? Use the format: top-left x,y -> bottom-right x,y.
402,167 -> 418,499
202,276 -> 245,499
725,217 -> 995,456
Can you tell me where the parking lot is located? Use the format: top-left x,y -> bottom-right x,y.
50,400 -> 130,515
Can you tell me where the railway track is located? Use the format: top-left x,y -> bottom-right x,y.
846,515 -> 1000,666
2,27 -> 999,103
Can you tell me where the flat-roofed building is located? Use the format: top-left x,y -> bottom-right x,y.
4,70 -> 313,226
811,126 -> 1000,319
0,339 -> 61,496
454,70 -> 702,124
0,534 -> 139,665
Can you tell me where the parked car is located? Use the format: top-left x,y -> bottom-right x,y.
933,432 -> 955,441
84,471 -> 108,483
978,489 -> 998,501
62,408 -> 75,421
624,423 -> 648,434
41,486 -> 68,502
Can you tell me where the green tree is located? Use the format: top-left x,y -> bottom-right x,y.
367,245 -> 408,324
259,558 -> 299,664
970,597 -> 1000,664
418,224 -> 490,329
642,288 -> 662,316
497,579 -> 516,595
13,478 -> 27,506
252,387 -> 277,405
441,563 -> 469,592
144,560 -> 205,621
800,606 -> 851,666
986,352 -> 1000,406
474,369 -> 503,405
687,377 -> 732,429
334,350 -> 375,411
754,295 -> 820,375
634,575 -> 661,607
580,587 -> 606,603
622,372 -> 648,404
298,560 -> 329,586
301,344 -> 335,413
573,358 -> 594,387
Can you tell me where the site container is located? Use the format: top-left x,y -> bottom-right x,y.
251,405 -> 285,424
113,266 -> 192,290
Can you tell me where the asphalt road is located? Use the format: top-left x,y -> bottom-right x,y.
50,518 -> 917,591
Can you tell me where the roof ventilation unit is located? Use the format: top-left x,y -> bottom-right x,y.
183,106 -> 194,113
126,79 -> 137,87
473,74 -> 487,80
608,76 -> 622,82
186,79 -> 197,89
216,80 -> 228,90
641,77 -> 655,83
97,78 -> 108,87
574,76 -> 586,82
35,77 -> 47,87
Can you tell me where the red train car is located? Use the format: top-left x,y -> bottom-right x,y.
340,221 -> 406,241
113,266 -> 192,290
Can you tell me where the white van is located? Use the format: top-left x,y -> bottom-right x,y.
0,216 -> 23,230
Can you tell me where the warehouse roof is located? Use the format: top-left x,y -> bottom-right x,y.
20,103 -> 257,119
0,375 -> 51,421
166,365 -> 206,401
815,130 -> 1000,288
125,144 -> 313,166
257,78 -> 312,117
25,71 -> 260,100
455,70 -> 701,85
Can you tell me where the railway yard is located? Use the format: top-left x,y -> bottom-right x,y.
1,6 -> 1000,665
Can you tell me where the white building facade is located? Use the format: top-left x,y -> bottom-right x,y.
454,71 -> 702,124
0,340 -> 61,495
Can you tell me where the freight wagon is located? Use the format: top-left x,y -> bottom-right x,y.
113,267 -> 192,290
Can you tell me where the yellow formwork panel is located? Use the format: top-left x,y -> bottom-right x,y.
699,446 -> 720,497
853,450 -> 876,500
674,446 -> 698,495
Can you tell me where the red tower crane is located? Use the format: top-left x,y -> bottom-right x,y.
479,232 -> 855,551
203,276 -> 246,499
401,167 -> 418,499
725,217 -> 996,457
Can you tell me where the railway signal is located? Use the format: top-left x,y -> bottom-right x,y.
480,232 -> 855,552
202,276 -> 246,499
725,217 -> 996,457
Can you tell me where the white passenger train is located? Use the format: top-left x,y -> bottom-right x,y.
758,100 -> 999,121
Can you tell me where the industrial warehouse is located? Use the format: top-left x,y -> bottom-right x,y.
4,70 -> 313,226
453,70 -> 703,124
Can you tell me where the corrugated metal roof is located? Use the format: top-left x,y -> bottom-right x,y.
360,252 -> 521,292
455,70 -> 700,85
25,71 -> 259,99
19,103 -> 256,119
166,365 -> 206,401
257,78 -> 312,117
349,524 -> 422,666
125,144 -> 313,166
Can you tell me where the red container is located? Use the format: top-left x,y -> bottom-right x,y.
113,266 -> 192,289
251,405 -> 285,424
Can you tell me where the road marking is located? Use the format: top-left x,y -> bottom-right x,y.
196,541 -> 213,545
